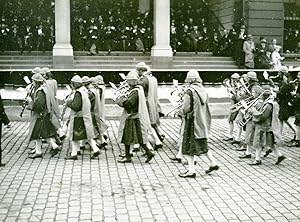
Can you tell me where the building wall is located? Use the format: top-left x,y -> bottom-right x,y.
246,0 -> 284,44
210,0 -> 235,31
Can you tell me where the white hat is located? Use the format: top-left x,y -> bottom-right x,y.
32,73 -> 45,82
71,75 -> 82,83
136,62 -> 147,69
247,71 -> 257,80
32,67 -> 42,74
279,66 -> 288,74
186,70 -> 200,79
231,73 -> 240,79
42,67 -> 50,74
126,70 -> 139,80
95,75 -> 104,84
82,76 -> 90,83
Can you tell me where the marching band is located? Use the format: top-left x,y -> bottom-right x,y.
13,64 -> 300,177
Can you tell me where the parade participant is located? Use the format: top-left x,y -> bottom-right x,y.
26,73 -> 61,159
276,66 -> 296,137
251,86 -> 286,165
0,93 -> 10,167
65,75 -> 100,160
224,73 -> 243,143
289,72 -> 300,147
178,70 -> 219,178
116,70 -> 155,163
136,62 -> 164,148
42,67 -> 65,142
88,76 -> 108,149
239,72 -> 260,158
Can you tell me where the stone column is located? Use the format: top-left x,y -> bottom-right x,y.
53,0 -> 73,68
139,0 -> 150,14
151,0 -> 173,68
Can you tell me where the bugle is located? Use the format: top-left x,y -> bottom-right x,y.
20,76 -> 34,117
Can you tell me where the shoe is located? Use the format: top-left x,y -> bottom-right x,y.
59,135 -> 66,141
239,154 -> 251,159
159,135 -> 165,142
119,153 -> 133,158
64,155 -> 77,160
132,148 -> 140,152
170,157 -> 182,163
275,155 -> 286,165
28,150 -> 36,155
29,154 -> 43,159
154,144 -> 163,150
288,141 -> 300,147
100,142 -> 108,149
0,163 -> 5,167
145,152 -> 155,163
91,151 -> 100,159
231,140 -> 241,145
205,165 -> 219,174
179,171 -> 196,178
183,161 -> 197,165
51,148 -> 60,157
223,137 -> 234,141
263,149 -> 272,157
249,160 -> 262,166
77,151 -> 82,156
117,157 -> 132,163
80,146 -> 85,150
236,147 -> 246,151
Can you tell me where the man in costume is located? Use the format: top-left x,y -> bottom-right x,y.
136,62 -> 164,150
289,72 -> 300,147
116,70 -> 155,163
178,70 -> 219,178
26,73 -> 61,159
41,67 -> 66,143
251,86 -> 286,165
65,75 -> 101,160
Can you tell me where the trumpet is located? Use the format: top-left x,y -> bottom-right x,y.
223,77 -> 250,99
60,85 -> 74,121
230,96 -> 254,112
109,81 -> 130,101
238,90 -> 272,127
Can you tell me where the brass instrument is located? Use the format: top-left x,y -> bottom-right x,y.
223,77 -> 250,99
109,81 -> 130,101
167,80 -> 188,117
20,76 -> 34,117
238,90 -> 272,127
230,96 -> 254,112
60,85 -> 74,121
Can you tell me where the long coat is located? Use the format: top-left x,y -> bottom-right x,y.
27,86 -> 57,141
243,40 -> 255,68
68,87 -> 95,141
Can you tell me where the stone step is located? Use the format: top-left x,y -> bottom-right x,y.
173,61 -> 235,65
0,56 -> 53,60
0,60 -> 52,64
74,56 -> 151,61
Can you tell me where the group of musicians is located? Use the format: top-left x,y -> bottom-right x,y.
1,65 -> 299,179
224,66 -> 300,166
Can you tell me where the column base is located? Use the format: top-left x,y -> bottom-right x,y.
53,44 -> 74,68
151,45 -> 173,69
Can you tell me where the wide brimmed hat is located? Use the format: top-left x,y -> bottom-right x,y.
231,73 -> 240,79
126,70 -> 139,80
32,67 -> 42,74
247,71 -> 257,81
32,73 -> 45,82
71,75 -> 82,83
136,62 -> 147,70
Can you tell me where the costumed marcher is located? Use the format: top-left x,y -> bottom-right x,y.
116,70 -> 155,163
42,67 -> 66,142
0,93 -> 10,167
178,70 -> 219,178
136,62 -> 164,150
272,45 -> 285,71
224,73 -> 244,144
26,73 -> 61,159
276,66 -> 296,138
251,86 -> 286,165
64,75 -> 101,160
239,72 -> 260,158
88,76 -> 109,149
288,72 -> 300,147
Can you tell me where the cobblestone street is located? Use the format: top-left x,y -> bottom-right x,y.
0,119 -> 299,222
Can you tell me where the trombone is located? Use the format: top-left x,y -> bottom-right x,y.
109,81 -> 130,101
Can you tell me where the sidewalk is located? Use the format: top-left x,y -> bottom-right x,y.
0,119 -> 299,222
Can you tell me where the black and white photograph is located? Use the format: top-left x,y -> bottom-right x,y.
0,0 -> 300,221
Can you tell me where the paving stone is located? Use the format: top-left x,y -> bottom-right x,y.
0,120 -> 299,221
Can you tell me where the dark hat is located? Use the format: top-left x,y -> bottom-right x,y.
260,38 -> 267,43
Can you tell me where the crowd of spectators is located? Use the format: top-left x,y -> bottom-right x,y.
0,0 -> 55,53
0,0 -> 299,63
